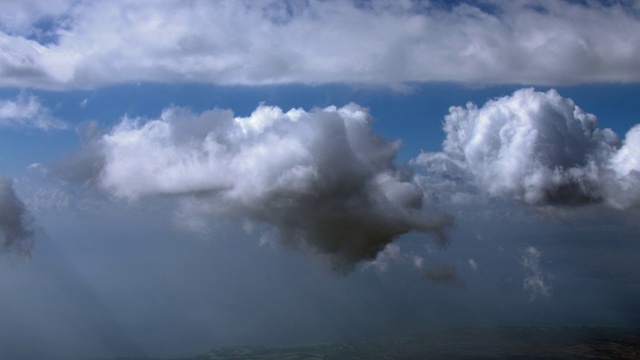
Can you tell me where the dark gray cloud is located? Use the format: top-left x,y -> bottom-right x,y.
62,104 -> 452,271
53,120 -> 105,185
424,265 -> 464,287
0,178 -> 35,255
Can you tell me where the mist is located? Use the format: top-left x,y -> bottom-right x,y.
3,196 -> 635,359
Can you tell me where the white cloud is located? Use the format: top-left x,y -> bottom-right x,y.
0,0 -> 72,36
521,246 -> 551,300
0,93 -> 66,130
414,88 -> 640,211
363,243 -> 403,273
66,103 -> 452,271
606,125 -> 640,209
0,1 -> 639,88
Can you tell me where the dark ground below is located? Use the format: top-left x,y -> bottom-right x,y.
112,326 -> 640,360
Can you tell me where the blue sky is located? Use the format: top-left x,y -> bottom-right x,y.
0,1 -> 639,359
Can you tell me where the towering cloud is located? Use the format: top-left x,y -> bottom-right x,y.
0,1 -> 639,88
415,88 -> 640,210
0,178 -> 35,255
69,104 -> 452,271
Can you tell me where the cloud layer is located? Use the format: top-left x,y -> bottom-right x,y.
68,104 -> 452,270
1,0 -> 639,88
415,88 -> 640,210
0,178 -> 35,255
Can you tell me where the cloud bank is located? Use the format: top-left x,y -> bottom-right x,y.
1,0 -> 639,88
66,104 -> 452,271
415,88 -> 640,210
0,178 -> 35,255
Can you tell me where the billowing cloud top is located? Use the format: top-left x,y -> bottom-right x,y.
415,88 -> 640,210
1,0 -> 639,88
0,178 -> 35,255
68,103 -> 452,271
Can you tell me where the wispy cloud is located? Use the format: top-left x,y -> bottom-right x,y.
521,246 -> 551,300
0,1 -> 639,88
468,258 -> 478,271
0,93 -> 66,130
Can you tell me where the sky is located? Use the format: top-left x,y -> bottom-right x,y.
0,0 -> 639,359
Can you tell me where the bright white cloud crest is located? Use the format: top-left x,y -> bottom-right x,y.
86,104 -> 452,270
0,0 -> 639,88
415,88 -> 640,210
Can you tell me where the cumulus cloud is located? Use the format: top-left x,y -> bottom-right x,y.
0,178 -> 35,255
606,125 -> 640,210
521,246 -> 551,300
362,243 -> 429,273
63,103 -> 452,271
414,88 -> 640,210
363,243 -> 403,273
0,1 -> 639,88
0,93 -> 66,130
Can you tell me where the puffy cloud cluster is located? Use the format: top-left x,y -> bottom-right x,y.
1,1 -> 640,88
71,104 -> 451,271
415,88 -> 640,210
0,178 -> 35,255
0,93 -> 66,130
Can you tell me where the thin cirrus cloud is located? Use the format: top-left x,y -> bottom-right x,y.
414,88 -> 640,211
0,0 -> 639,89
61,103 -> 453,271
